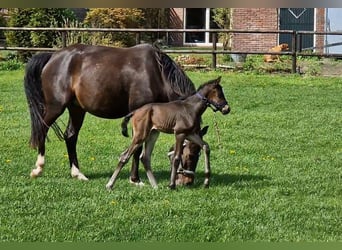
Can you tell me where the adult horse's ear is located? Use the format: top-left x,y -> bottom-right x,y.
200,125 -> 209,136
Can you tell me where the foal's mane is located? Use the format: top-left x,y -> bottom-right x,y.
155,47 -> 196,98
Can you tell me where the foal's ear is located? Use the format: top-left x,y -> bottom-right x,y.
200,125 -> 209,136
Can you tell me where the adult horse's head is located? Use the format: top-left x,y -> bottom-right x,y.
168,126 -> 209,186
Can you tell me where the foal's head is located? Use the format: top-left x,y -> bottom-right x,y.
196,76 -> 231,115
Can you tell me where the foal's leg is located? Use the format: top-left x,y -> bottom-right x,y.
140,130 -> 159,188
64,105 -> 88,180
30,106 -> 65,178
106,141 -> 142,190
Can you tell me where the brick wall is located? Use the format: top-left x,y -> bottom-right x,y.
315,8 -> 325,53
231,8 -> 278,52
169,8 -> 326,52
169,8 -> 184,45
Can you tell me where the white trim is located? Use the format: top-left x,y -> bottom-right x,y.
313,8 -> 317,51
183,8 -> 223,47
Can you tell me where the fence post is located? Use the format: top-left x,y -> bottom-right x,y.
212,32 -> 217,69
61,31 -> 67,48
135,32 -> 141,45
297,33 -> 302,52
291,30 -> 297,74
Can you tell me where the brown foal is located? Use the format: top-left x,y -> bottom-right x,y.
106,76 -> 230,190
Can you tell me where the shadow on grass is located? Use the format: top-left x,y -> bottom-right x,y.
85,168 -> 270,189
210,172 -> 271,188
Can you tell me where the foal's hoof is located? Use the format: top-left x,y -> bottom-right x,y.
105,183 -> 113,190
168,184 -> 176,190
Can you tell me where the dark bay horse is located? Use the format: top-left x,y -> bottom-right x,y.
106,76 -> 230,190
24,43 -> 198,184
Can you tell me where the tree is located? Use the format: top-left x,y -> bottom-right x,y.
139,8 -> 169,43
84,8 -> 144,47
212,8 -> 232,50
0,10 -> 7,39
6,8 -> 75,61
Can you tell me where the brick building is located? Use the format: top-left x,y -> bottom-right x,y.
169,8 -> 326,53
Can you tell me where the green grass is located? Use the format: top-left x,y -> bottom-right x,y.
0,69 -> 341,242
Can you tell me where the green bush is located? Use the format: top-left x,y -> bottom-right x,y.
0,58 -> 23,71
0,13 -> 6,39
83,8 -> 144,47
5,8 -> 75,61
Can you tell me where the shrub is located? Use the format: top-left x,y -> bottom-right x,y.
0,57 -> 24,71
5,8 -> 75,61
0,12 -> 6,39
84,8 -> 144,47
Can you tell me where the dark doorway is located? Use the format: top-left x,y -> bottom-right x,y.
185,8 -> 205,43
279,8 -> 314,50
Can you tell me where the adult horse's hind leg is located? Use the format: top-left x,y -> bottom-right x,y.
129,146 -> 144,186
30,106 -> 65,178
64,105 -> 88,180
140,130 -> 159,188
169,133 -> 186,189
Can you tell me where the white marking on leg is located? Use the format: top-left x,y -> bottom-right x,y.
129,178 -> 145,187
30,154 -> 44,178
71,164 -> 89,181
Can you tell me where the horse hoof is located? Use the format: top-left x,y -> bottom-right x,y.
129,178 -> 144,187
71,166 -> 89,181
77,174 -> 89,181
105,179 -> 115,190
71,173 -> 89,181
30,168 -> 42,178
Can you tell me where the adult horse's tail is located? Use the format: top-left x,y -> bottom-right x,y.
24,52 -> 60,148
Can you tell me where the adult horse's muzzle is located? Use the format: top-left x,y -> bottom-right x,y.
221,104 -> 231,115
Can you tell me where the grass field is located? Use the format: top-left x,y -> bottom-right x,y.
0,69 -> 341,242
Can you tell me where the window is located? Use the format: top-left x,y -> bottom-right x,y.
184,8 -> 219,45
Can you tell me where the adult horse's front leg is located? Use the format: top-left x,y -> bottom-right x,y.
129,146 -> 144,186
140,130 -> 159,188
202,142 -> 211,188
187,134 -> 211,188
65,106 -> 88,180
169,134 -> 186,189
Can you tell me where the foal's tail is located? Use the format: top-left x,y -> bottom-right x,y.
121,112 -> 134,137
24,52 -> 53,149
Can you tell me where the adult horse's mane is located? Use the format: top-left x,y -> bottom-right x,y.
154,47 -> 196,98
